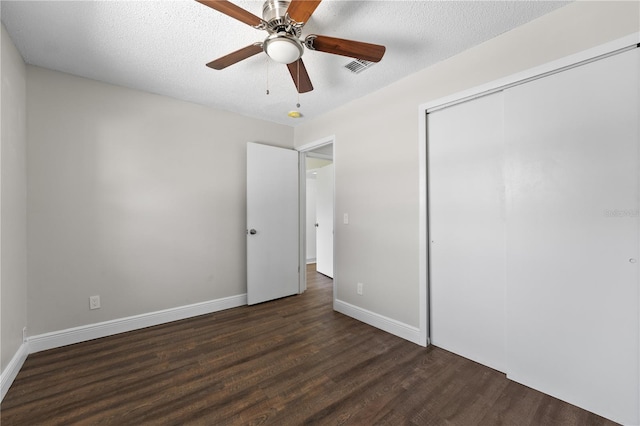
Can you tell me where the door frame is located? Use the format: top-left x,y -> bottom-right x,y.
296,135 -> 335,298
418,33 -> 640,349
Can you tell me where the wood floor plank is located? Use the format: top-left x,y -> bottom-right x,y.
1,265 -> 618,425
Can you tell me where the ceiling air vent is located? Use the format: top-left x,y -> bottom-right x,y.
344,59 -> 375,74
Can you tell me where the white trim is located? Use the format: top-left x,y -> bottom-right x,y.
418,32 -> 639,350
306,152 -> 333,161
334,299 -> 422,346
421,32 -> 639,113
27,294 -> 246,354
306,257 -> 317,264
418,98 -> 429,347
1,342 -> 29,402
298,151 -> 308,293
296,135 -> 336,153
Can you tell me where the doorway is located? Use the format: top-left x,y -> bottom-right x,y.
306,151 -> 333,277
297,137 -> 335,296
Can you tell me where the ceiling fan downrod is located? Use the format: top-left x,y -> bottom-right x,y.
262,0 -> 300,34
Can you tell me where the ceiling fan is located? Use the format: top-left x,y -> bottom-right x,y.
197,0 -> 386,93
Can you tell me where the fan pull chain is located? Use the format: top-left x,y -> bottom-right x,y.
266,57 -> 270,95
296,60 -> 301,108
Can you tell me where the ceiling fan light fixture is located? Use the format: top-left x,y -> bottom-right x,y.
264,33 -> 303,64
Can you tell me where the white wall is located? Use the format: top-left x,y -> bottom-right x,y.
293,1 -> 640,332
1,24 -> 28,373
26,67 -> 293,335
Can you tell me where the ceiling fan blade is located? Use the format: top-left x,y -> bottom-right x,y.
286,0 -> 322,24
196,0 -> 263,27
306,35 -> 386,63
206,44 -> 263,70
287,58 -> 313,93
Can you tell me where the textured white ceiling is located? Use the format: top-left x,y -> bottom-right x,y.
1,0 -> 569,126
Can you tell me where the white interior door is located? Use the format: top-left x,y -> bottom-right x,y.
316,163 -> 334,278
246,142 -> 299,305
427,92 -> 506,372
504,48 -> 639,425
305,177 -> 317,263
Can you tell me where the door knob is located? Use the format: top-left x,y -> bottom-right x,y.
249,229 -> 257,235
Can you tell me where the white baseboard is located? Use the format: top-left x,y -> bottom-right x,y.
1,341 -> 29,402
6,296 -> 418,403
306,258 -> 317,264
333,299 -> 423,346
28,294 -> 247,354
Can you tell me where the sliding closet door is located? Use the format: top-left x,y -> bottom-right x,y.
428,92 -> 506,372
504,49 -> 639,425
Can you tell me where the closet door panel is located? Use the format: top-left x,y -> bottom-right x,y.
504,49 -> 639,425
428,92 -> 506,372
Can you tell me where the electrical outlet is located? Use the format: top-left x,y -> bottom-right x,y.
89,295 -> 101,310
357,282 -> 363,295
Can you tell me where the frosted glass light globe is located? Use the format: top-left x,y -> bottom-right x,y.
264,34 -> 303,64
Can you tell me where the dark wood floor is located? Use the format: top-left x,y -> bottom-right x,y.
1,264 -> 617,425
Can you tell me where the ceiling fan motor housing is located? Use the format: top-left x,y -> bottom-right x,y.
262,0 -> 290,23
262,0 -> 302,36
